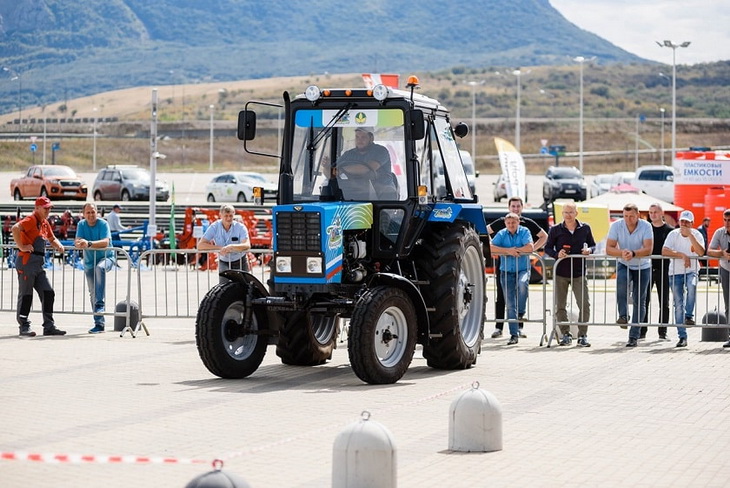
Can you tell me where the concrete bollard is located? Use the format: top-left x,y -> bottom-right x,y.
332,411 -> 396,488
185,459 -> 251,488
449,381 -> 503,452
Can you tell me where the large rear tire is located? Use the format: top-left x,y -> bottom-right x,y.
414,224 -> 485,369
196,281 -> 268,378
348,286 -> 417,384
276,312 -> 337,366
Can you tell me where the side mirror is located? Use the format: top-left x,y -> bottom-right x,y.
237,110 -> 257,141
454,122 -> 469,138
409,109 -> 425,140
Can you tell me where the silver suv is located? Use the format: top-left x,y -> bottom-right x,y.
92,165 -> 170,202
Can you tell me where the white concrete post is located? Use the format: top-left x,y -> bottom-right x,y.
332,411 -> 396,488
449,382 -> 503,452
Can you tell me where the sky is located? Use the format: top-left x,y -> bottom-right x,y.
550,0 -> 729,64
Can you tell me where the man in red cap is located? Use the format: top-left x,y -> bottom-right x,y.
11,196 -> 66,337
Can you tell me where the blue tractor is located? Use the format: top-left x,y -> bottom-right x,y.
196,77 -> 488,384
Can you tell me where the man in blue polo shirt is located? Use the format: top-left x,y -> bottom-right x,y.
197,204 -> 251,284
606,203 -> 654,347
490,212 -> 534,345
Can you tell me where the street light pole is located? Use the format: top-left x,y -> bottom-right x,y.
657,40 -> 691,165
512,69 -> 522,152
573,56 -> 595,174
659,107 -> 665,165
209,104 -> 214,171
92,107 -> 98,171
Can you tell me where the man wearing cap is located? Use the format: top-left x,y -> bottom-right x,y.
662,210 -> 705,347
11,196 -> 66,337
106,204 -> 127,234
707,208 -> 730,348
75,203 -> 115,334
337,127 -> 397,199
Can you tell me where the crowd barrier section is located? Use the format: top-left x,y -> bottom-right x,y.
0,244 -> 135,332
485,252 -> 550,344
547,254 -> 729,346
130,248 -> 272,336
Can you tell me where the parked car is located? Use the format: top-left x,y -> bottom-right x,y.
609,171 -> 635,189
542,166 -> 587,204
632,165 -> 675,203
589,173 -> 613,198
205,172 -> 277,203
92,165 -> 170,202
459,150 -> 478,196
10,165 -> 88,201
492,174 -> 528,203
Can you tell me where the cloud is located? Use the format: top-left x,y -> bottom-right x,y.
550,0 -> 729,64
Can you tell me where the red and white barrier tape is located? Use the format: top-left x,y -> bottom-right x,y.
1,451 -> 209,465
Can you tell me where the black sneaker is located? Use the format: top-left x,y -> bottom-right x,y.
676,338 -> 687,348
491,329 -> 503,339
507,336 -> 519,345
658,333 -> 669,340
559,334 -> 572,346
19,326 -> 36,337
626,338 -> 638,347
576,336 -> 591,347
43,327 -> 67,336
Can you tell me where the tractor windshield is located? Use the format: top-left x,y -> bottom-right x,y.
290,108 -> 408,202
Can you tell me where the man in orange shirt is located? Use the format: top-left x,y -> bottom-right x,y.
11,197 -> 66,337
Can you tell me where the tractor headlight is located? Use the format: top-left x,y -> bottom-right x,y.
306,257 -> 322,274
305,85 -> 321,102
276,256 -> 292,273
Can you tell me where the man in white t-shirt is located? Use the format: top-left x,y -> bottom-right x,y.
662,210 -> 705,348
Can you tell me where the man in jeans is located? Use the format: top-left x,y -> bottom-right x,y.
490,212 -> 534,345
707,208 -> 730,348
544,202 -> 596,347
606,203 -> 654,347
641,203 -> 674,340
75,203 -> 115,334
662,210 -> 705,348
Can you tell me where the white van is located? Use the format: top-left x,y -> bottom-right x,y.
632,165 -> 675,203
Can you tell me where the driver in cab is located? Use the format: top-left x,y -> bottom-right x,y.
337,127 -> 397,199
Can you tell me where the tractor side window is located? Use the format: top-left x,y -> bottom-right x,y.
417,124 -> 447,199
433,118 -> 472,200
379,208 -> 405,250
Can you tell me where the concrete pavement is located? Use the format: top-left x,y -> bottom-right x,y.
2,302 -> 730,487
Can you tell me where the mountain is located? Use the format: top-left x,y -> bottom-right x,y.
0,0 -> 644,115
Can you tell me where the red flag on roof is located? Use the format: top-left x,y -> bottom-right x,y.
362,73 -> 400,89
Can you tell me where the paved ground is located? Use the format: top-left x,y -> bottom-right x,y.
2,286 -> 730,488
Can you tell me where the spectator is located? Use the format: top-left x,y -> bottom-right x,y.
487,196 -> 547,339
489,212 -> 534,345
198,204 -> 251,284
606,203 -> 654,347
106,204 -> 128,234
544,202 -> 596,347
706,207 -> 730,349
697,217 -> 710,248
662,210 -> 705,348
11,196 -> 66,337
642,203 -> 673,340
75,203 -> 115,334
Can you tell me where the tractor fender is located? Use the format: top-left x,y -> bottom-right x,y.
218,270 -> 282,340
218,270 -> 270,296
366,272 -> 430,343
428,203 -> 487,235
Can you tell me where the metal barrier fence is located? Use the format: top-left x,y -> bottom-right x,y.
0,244 -> 135,332
546,254 -> 729,346
484,252 -> 550,344
131,248 -> 272,335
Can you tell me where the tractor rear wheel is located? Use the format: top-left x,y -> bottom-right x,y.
415,224 -> 485,369
196,281 -> 268,378
276,312 -> 337,366
348,286 -> 417,384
